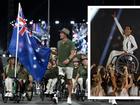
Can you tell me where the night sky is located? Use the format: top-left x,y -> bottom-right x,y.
0,0 -> 139,51
0,0 -> 88,51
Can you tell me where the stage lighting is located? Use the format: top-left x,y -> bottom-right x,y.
41,21 -> 45,25
82,19 -> 86,22
2,54 -> 6,58
55,20 -> 60,24
99,9 -> 122,65
29,20 -> 33,25
9,54 -> 12,57
70,21 -> 75,24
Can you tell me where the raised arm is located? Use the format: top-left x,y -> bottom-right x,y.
109,65 -> 117,91
123,66 -> 129,90
112,14 -> 125,37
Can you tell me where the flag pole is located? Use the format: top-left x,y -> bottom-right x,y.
48,0 -> 50,33
14,3 -> 20,78
47,0 -> 50,47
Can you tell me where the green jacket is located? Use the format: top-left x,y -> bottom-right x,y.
57,39 -> 75,67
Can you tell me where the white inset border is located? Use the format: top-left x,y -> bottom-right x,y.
88,6 -> 140,99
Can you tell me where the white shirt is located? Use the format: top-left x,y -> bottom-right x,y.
123,35 -> 137,54
114,17 -> 138,54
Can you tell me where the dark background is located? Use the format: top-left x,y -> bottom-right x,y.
91,9 -> 140,69
0,0 -> 89,51
0,0 -> 139,52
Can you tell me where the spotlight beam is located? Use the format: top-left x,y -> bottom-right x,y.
99,9 -> 122,65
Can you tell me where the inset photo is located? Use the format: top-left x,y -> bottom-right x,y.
88,6 -> 140,99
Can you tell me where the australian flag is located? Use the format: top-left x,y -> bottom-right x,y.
8,3 -> 51,81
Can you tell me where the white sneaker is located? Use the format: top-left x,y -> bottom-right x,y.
49,91 -> 54,94
44,90 -> 49,94
5,93 -> 9,97
8,92 -> 13,97
112,99 -> 117,105
67,97 -> 72,105
22,93 -> 26,97
53,96 -> 58,104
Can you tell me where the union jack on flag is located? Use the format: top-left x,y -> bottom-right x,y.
14,5 -> 27,36
18,17 -> 27,36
